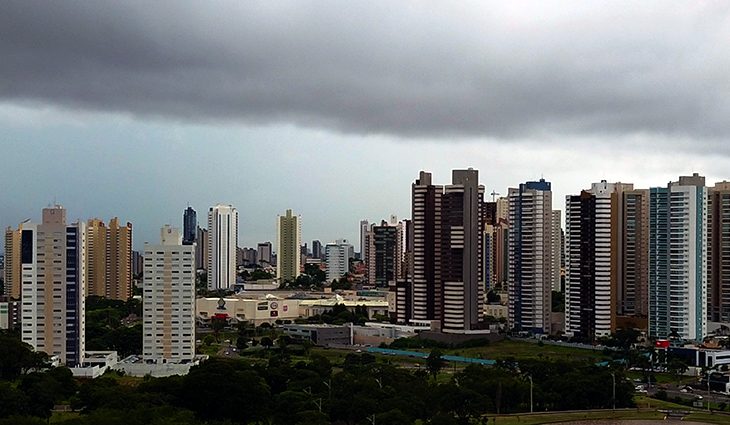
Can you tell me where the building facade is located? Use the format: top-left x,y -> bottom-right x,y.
565,181 -> 633,339
618,189 -> 650,320
312,240 -> 323,260
709,181 -> 730,323
550,210 -> 563,292
411,171 -> 443,323
86,217 -> 132,300
20,205 -> 87,366
257,242 -> 272,266
359,220 -> 369,261
277,209 -> 302,284
195,227 -> 208,270
0,300 -> 20,330
508,179 -> 553,334
143,225 -> 195,363
366,220 -> 404,288
3,226 -> 21,299
183,206 -> 197,246
207,204 -> 238,290
440,169 -> 485,331
649,174 -> 707,341
325,240 -> 353,282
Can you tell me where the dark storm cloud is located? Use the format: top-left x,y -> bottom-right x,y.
1,1 -> 729,140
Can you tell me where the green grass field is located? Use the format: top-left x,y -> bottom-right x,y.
435,339 -> 612,363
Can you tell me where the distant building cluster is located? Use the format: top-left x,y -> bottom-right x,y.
5,169 -> 730,371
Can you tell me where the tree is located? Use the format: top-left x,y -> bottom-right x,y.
261,337 -> 274,349
0,383 -> 29,418
487,290 -> 501,304
331,277 -> 352,290
211,316 -> 227,341
0,333 -> 48,380
666,355 -> 688,384
427,349 -> 444,378
304,264 -> 326,284
614,328 -> 640,350
250,269 -> 274,281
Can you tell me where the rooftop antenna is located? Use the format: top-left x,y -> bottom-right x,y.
490,190 -> 500,202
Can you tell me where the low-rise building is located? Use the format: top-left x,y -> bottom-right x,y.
196,295 -> 300,326
282,324 -> 351,346
352,322 -> 430,346
298,296 -> 389,319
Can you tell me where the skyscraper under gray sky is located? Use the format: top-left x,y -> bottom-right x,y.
207,204 -> 238,290
508,179 -> 553,334
183,206 -> 197,246
277,209 -> 301,284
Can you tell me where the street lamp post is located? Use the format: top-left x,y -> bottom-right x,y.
707,369 -> 711,412
528,374 -> 533,413
611,372 -> 616,411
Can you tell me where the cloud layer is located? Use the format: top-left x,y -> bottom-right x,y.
1,1 -> 729,140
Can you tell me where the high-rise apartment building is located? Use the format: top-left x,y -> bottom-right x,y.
183,206 -> 197,246
394,219 -> 414,324
709,181 -> 730,322
312,240 -> 323,260
132,250 -> 144,277
86,219 -> 107,297
618,189 -> 650,320
325,240 -> 353,282
485,196 -> 510,290
277,209 -> 302,284
408,169 -> 486,331
86,217 -> 132,300
440,169 -> 485,331
359,220 -> 369,260
241,247 -> 257,266
411,171 -> 443,323
565,181 -> 633,339
550,210 -> 563,292
106,218 -> 132,300
366,220 -> 404,288
143,225 -> 195,363
649,174 -> 707,341
195,226 -> 208,270
20,205 -> 86,366
508,179 -> 553,334
257,242 -> 273,266
207,204 -> 238,290
3,226 -> 21,299
484,219 -> 510,290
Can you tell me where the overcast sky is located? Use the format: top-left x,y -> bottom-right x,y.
2,1 -> 730,250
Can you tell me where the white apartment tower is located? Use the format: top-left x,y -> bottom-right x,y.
325,240 -> 353,282
359,220 -> 369,260
143,225 -> 196,363
20,205 -> 87,366
207,204 -> 238,290
277,209 -> 302,284
649,174 -> 707,341
508,179 -> 553,334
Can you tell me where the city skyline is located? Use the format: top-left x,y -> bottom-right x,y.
3,2 -> 730,250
